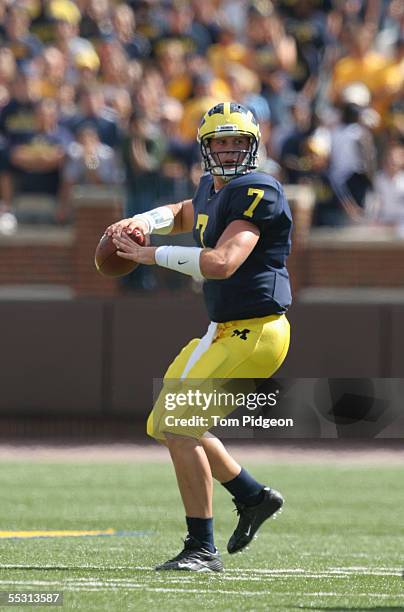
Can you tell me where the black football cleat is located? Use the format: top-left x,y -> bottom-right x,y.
155,536 -> 224,572
227,487 -> 284,554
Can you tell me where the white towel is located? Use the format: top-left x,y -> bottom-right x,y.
180,322 -> 218,380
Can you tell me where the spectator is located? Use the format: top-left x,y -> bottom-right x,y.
64,125 -> 118,185
280,0 -> 329,99
257,61 -> 295,135
329,94 -> 377,221
98,40 -> 131,95
245,4 -> 296,74
127,58 -> 143,93
121,110 -> 167,291
215,0 -> 247,37
3,98 -> 72,221
59,125 -> 121,220
280,97 -> 314,184
0,47 -> 16,109
374,142 -> 404,228
190,1 -> 221,52
306,128 -> 348,227
134,68 -> 167,123
155,39 -> 192,102
121,110 -> 167,217
179,71 -> 227,143
185,53 -> 230,99
48,0 -> 81,33
372,37 -> 404,123
0,69 -> 40,210
376,0 -> 404,55
79,0 -> 114,44
226,63 -> 271,154
208,23 -> 249,80
72,47 -> 100,89
127,0 -> 163,43
64,85 -> 120,148
160,97 -> 184,140
0,0 -> 6,39
159,1 -> 206,56
245,5 -> 297,144
37,46 -> 68,99
387,99 -> 404,143
57,82 -> 77,123
0,69 -> 40,144
1,6 -> 43,67
108,88 -> 133,131
331,23 -> 390,106
112,4 -> 151,60
54,15 -> 99,70
161,96 -> 199,177
29,0 -> 62,45
0,0 -> 400,241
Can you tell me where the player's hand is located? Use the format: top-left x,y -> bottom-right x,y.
106,217 -> 149,237
112,231 -> 157,265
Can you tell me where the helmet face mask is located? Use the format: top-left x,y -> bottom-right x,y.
202,136 -> 257,179
198,103 -> 261,180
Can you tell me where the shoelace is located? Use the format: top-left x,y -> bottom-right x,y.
165,539 -> 193,563
178,537 -> 204,556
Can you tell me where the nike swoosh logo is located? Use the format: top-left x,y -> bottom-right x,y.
178,260 -> 188,265
245,525 -> 252,537
177,561 -> 210,570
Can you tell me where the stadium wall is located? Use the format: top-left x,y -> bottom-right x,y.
1,187 -> 404,294
0,295 -> 403,417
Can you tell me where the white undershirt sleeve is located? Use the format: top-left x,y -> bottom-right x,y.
155,246 -> 204,281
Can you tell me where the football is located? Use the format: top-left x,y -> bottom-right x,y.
95,228 -> 145,277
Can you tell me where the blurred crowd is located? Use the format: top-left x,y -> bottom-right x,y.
0,0 -> 403,239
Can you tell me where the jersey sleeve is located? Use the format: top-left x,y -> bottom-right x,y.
192,173 -> 211,205
224,180 -> 284,231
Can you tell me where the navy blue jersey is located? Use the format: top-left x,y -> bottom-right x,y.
192,172 -> 292,322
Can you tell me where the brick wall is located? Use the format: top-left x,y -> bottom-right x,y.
1,186 -> 404,296
0,228 -> 74,285
71,187 -> 123,296
284,185 -> 314,294
0,187 -> 123,297
303,229 -> 404,287
304,247 -> 404,287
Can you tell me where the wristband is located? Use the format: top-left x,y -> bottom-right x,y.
155,246 -> 204,281
132,206 -> 174,235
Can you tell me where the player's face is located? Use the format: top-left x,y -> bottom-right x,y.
210,135 -> 251,165
207,134 -> 254,187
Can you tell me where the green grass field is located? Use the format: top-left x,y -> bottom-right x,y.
0,457 -> 403,611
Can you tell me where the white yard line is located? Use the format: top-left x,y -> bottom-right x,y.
0,566 -> 401,578
0,581 -> 402,598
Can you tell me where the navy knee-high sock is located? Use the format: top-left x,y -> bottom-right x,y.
221,467 -> 265,506
186,517 -> 215,553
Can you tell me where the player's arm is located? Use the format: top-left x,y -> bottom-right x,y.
112,219 -> 259,280
111,181 -> 281,277
166,200 -> 194,234
105,199 -> 194,237
200,220 -> 259,279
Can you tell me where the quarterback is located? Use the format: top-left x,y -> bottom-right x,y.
107,102 -> 292,572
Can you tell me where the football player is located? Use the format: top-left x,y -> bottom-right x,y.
107,102 -> 292,572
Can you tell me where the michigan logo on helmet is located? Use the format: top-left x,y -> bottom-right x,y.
197,102 -> 261,180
